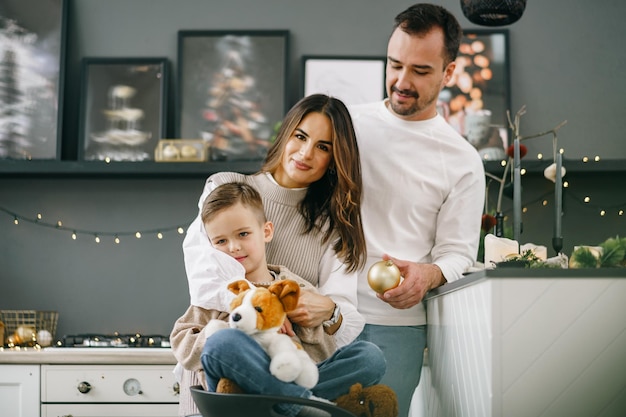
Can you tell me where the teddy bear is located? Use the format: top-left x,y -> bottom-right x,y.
217,379 -> 398,417
335,383 -> 398,417
225,279 -> 319,388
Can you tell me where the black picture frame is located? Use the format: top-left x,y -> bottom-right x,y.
177,30 -> 289,162
439,29 -> 511,161
301,55 -> 387,106
0,0 -> 67,160
77,57 -> 169,162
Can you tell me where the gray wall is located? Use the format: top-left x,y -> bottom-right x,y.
1,0 -> 625,340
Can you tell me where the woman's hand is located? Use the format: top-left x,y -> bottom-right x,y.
377,254 -> 446,309
287,290 -> 335,328
279,318 -> 296,336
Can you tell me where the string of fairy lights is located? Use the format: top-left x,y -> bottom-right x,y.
0,205 -> 188,244
485,154 -> 626,219
1,156 -> 624,244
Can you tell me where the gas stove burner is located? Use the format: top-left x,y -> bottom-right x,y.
59,333 -> 171,348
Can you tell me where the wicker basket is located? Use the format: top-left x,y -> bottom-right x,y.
0,310 -> 58,347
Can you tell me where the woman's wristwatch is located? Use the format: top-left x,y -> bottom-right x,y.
323,304 -> 341,328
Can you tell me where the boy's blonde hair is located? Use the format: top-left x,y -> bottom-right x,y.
201,182 -> 266,226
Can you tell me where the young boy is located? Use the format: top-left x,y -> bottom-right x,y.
170,182 -> 388,417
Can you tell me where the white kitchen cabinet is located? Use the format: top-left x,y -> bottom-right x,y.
40,364 -> 179,416
418,269 -> 626,417
1,348 -> 178,417
0,364 -> 40,417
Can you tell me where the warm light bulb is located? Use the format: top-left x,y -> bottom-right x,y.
521,168 -> 526,175
563,181 -> 569,188
619,210 -> 624,216
522,207 -> 528,213
600,210 -> 606,216
542,200 -> 548,206
582,156 -> 589,162
157,232 -> 163,240
95,235 -> 101,243
72,232 -> 77,240
500,160 -> 507,167
14,217 -> 19,225
135,232 -> 142,239
177,227 -> 184,234
105,157 -> 111,163
37,213 -> 42,220
584,197 -> 591,203
114,236 -> 120,244
537,153 -> 543,160
594,156 -> 600,162
56,220 -> 63,227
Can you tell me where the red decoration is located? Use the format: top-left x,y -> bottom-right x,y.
481,213 -> 497,232
506,143 -> 527,159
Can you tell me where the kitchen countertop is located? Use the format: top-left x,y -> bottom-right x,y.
0,347 -> 176,365
425,267 -> 626,300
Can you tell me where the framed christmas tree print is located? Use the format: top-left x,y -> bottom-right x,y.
0,0 -> 67,160
177,30 -> 289,162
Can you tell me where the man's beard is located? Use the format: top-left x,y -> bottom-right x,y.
389,85 -> 439,117
389,85 -> 420,116
389,97 -> 420,116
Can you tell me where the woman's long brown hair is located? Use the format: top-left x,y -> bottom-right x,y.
261,94 -> 366,272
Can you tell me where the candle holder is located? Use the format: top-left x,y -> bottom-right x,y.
495,211 -> 505,237
506,106 -> 567,254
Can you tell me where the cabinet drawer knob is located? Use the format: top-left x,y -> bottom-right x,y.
77,381 -> 92,394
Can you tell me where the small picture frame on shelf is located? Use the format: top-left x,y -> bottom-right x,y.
302,55 -> 387,106
177,30 -> 289,162
0,0 -> 68,160
77,57 -> 169,162
439,29 -> 511,162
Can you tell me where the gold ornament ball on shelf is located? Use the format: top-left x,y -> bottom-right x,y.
162,145 -> 180,160
181,145 -> 198,159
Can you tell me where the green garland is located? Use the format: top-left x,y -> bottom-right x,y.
570,236 -> 626,268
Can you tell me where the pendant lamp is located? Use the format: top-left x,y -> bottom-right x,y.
460,0 -> 527,26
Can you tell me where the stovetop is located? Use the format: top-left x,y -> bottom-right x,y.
56,333 -> 171,348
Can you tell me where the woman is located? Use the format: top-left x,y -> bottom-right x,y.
171,94 -> 387,417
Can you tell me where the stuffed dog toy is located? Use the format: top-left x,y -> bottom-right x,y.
225,279 -> 319,389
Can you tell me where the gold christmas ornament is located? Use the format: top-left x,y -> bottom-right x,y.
14,325 -> 36,345
367,260 -> 401,294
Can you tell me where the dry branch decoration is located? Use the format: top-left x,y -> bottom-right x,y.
483,106 -> 567,250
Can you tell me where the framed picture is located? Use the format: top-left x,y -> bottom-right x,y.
177,30 -> 289,162
78,57 -> 168,162
439,29 -> 511,161
0,0 -> 67,160
302,56 -> 386,106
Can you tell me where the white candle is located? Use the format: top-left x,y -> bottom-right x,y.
553,152 -> 563,254
520,243 -> 548,261
484,233 -> 520,268
513,138 -> 522,241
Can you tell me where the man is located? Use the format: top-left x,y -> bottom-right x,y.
350,4 -> 486,417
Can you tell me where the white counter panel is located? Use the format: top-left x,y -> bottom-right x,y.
423,270 -> 626,417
